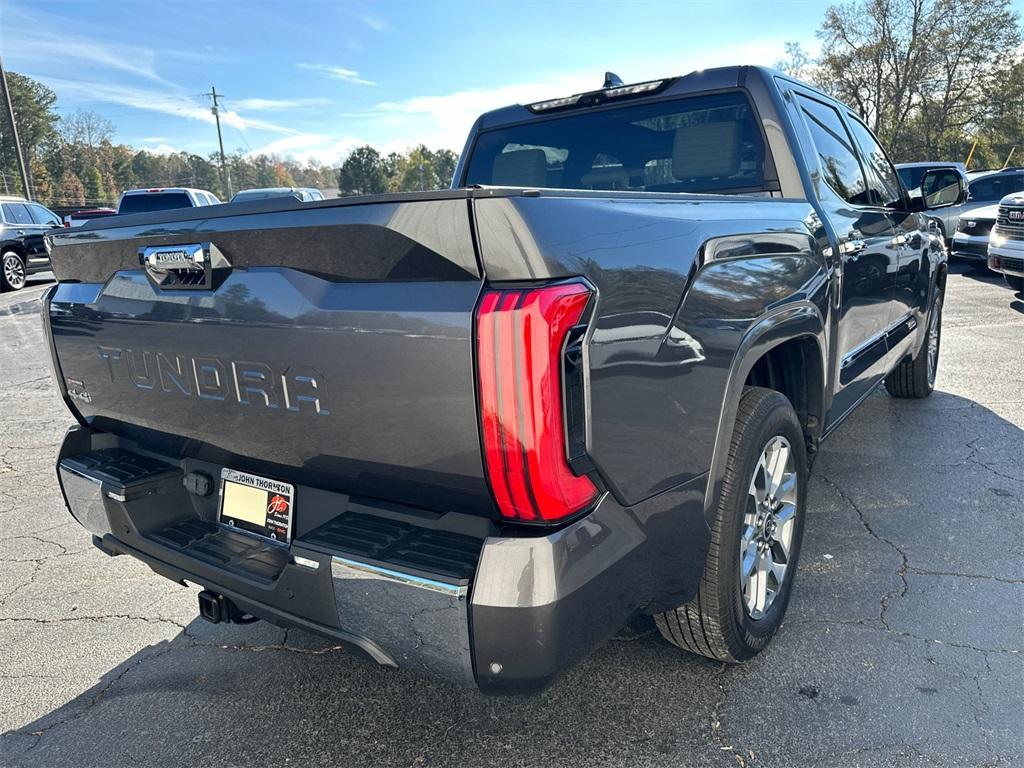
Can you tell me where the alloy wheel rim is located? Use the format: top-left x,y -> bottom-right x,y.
3,255 -> 24,289
926,298 -> 941,386
740,435 -> 798,620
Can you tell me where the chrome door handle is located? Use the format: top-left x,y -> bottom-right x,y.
842,239 -> 867,256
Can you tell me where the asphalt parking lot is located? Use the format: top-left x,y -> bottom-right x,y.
0,265 -> 1021,768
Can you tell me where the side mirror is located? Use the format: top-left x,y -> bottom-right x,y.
919,168 -> 967,210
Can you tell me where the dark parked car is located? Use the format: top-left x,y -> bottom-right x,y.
895,161 -> 966,197
230,187 -> 325,203
44,66 -> 962,694
1,196 -> 61,291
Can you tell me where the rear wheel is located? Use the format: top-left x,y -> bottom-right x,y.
1005,274 -> 1023,292
655,387 -> 808,662
1,251 -> 26,292
884,290 -> 942,398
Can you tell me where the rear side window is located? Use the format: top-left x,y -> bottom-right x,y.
118,193 -> 193,215
464,91 -> 767,194
28,203 -> 61,227
1,202 -> 34,225
795,94 -> 867,205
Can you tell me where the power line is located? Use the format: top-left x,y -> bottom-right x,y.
217,98 -> 253,153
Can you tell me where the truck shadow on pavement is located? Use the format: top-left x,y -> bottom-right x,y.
2,391 -> 1022,768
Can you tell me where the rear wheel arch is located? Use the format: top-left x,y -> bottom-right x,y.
704,305 -> 826,520
1,241 -> 26,258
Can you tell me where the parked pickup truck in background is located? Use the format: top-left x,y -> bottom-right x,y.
116,187 -> 221,215
43,66 -> 964,694
988,193 -> 1024,291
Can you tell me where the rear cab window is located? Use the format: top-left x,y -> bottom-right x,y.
464,91 -> 769,194
793,93 -> 869,206
118,193 -> 194,215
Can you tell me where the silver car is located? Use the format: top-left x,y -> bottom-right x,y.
928,168 -> 1024,242
950,204 -> 999,268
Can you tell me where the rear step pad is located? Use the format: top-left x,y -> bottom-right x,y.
303,511 -> 483,582
148,520 -> 289,584
60,447 -> 180,495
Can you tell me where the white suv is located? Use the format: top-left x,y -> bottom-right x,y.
988,193 -> 1024,291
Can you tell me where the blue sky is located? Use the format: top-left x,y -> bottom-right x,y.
0,1 -> 913,164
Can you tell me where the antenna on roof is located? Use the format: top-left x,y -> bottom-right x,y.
603,72 -> 624,88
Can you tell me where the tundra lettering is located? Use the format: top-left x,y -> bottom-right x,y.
45,66 -> 960,694
95,346 -> 328,414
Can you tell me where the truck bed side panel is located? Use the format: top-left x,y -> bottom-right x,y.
473,194 -> 825,506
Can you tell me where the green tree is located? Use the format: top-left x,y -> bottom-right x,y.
0,72 -> 59,197
338,145 -> 388,196
82,165 -> 106,203
814,0 -> 1022,163
431,148 -> 458,188
58,169 -> 85,207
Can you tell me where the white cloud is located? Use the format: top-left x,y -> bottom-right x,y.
247,133 -> 408,166
358,12 -> 388,32
297,63 -> 377,86
38,78 -> 299,137
361,39 -> 799,150
144,143 -> 184,156
228,97 -> 328,111
1,4 -> 209,89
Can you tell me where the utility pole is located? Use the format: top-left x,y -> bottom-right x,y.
0,56 -> 31,200
206,86 -> 232,198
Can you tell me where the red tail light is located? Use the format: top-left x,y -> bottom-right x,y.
476,282 -> 598,523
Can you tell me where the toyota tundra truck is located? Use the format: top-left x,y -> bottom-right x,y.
43,67 -> 964,694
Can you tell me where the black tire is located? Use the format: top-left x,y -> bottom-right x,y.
884,290 -> 943,399
1,251 -> 26,292
1005,274 -> 1023,293
655,387 -> 808,662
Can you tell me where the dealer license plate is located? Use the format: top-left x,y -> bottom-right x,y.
218,468 -> 294,543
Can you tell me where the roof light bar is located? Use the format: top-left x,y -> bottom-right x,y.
527,78 -> 668,112
604,80 -> 665,98
528,95 -> 582,112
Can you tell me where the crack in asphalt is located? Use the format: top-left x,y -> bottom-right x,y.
709,673 -> 751,768
788,617 -> 1022,656
906,567 -> 1024,585
816,474 -> 909,631
0,614 -> 188,629
19,642 -> 178,753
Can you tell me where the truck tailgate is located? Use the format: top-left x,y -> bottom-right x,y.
46,193 -> 494,516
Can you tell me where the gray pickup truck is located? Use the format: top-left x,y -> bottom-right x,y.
44,66 -> 963,694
